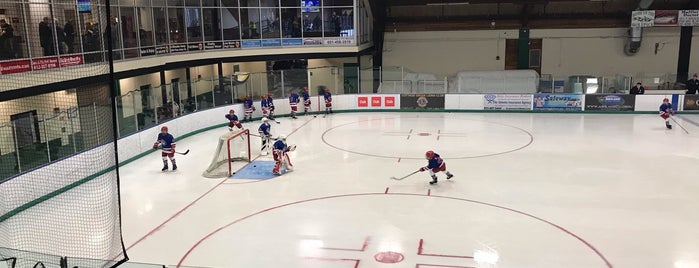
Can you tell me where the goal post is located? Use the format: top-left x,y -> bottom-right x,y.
203,129 -> 251,178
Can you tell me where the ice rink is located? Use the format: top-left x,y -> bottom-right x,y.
118,112 -> 699,268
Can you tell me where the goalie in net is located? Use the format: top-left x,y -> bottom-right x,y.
203,129 -> 251,178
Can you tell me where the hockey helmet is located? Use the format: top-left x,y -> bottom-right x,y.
663,98 -> 670,102
229,109 -> 235,114
324,88 -> 330,92
302,86 -> 308,91
425,150 -> 435,159
268,93 -> 273,97
278,135 -> 287,142
161,126 -> 168,132
262,117 -> 269,123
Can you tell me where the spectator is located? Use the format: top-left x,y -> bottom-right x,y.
54,20 -> 67,54
64,20 -> 75,53
686,73 -> 699,94
630,82 -> 645,95
39,17 -> 55,56
0,19 -> 15,60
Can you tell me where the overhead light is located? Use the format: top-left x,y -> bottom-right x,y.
426,2 -> 469,6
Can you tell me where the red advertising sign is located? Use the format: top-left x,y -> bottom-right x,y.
358,96 -> 368,107
384,96 -> 395,107
0,60 -> 31,75
371,96 -> 382,107
32,57 -> 59,70
59,54 -> 83,67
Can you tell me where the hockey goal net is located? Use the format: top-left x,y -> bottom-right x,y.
203,129 -> 251,178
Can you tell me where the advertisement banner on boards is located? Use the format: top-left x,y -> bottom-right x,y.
140,46 -> 156,57
400,94 -> 445,110
533,94 -> 583,111
204,41 -> 223,50
684,95 -> 699,110
357,96 -> 368,107
484,94 -> 532,110
31,57 -> 59,70
384,96 -> 395,107
584,94 -> 635,111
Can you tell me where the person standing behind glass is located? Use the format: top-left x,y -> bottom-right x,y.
630,82 -> 645,95
64,20 -> 75,53
54,20 -> 66,54
39,17 -> 55,56
685,73 -> 699,94
0,19 -> 15,59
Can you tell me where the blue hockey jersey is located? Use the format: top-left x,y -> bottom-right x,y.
289,93 -> 300,104
156,133 -> 176,149
302,91 -> 310,100
258,122 -> 271,135
225,114 -> 239,122
660,103 -> 673,112
426,153 -> 444,169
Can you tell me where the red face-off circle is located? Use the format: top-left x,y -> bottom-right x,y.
374,251 -> 405,263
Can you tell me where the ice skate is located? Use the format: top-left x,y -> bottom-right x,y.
446,173 -> 454,180
172,164 -> 177,170
161,164 -> 168,171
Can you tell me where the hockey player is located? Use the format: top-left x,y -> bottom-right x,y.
153,126 -> 177,171
289,90 -> 300,119
660,98 -> 676,129
323,88 -> 333,115
419,150 -> 454,185
226,109 -> 242,131
267,93 -> 276,119
258,117 -> 272,155
272,135 -> 295,175
243,94 -> 254,122
260,95 -> 270,118
302,86 -> 311,115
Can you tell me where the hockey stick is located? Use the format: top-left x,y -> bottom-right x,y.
390,170 -> 420,180
175,149 -> 190,155
670,116 -> 690,134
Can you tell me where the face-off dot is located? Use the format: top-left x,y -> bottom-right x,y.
374,251 -> 404,263
417,132 -> 431,136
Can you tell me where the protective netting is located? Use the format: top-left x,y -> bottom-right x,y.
0,0 -> 126,266
203,129 -> 251,178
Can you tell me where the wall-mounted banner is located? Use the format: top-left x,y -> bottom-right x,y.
303,38 -> 323,45
204,41 -> 223,50
170,44 -> 188,53
223,41 -> 241,49
0,59 -> 31,75
584,94 -> 635,111
323,37 -> 355,46
484,94 -> 532,110
241,40 -> 262,48
261,39 -> 281,47
533,94 -> 583,111
400,94 -> 445,110
632,10 -> 699,27
282,38 -> 303,46
684,95 -> 699,110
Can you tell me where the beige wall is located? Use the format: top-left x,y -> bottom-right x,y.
384,28 -> 699,78
164,68 -> 187,84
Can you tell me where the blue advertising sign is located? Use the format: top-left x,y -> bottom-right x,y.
261,39 -> 281,47
533,94 -> 583,111
282,38 -> 303,46
241,40 -> 262,48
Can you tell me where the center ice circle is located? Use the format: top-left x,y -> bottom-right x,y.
178,194 -> 611,268
321,116 -> 534,159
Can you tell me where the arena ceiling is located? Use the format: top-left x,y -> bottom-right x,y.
381,0 -> 699,30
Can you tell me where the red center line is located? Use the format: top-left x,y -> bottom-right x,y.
427,189 -> 431,196
397,157 -> 401,162
418,238 -> 474,259
305,257 -> 360,268
385,187 -> 389,194
415,264 -> 475,268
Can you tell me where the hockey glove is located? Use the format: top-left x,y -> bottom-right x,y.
419,167 -> 427,172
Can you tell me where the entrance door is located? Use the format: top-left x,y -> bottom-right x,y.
343,63 -> 358,94
11,110 -> 39,149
